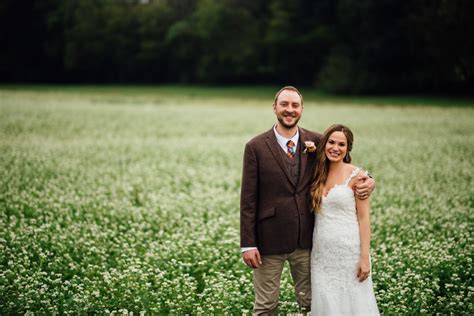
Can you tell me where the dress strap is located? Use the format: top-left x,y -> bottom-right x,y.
344,167 -> 361,186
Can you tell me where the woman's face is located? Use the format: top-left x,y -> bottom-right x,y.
325,131 -> 348,163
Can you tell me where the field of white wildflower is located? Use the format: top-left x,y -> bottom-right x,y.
0,86 -> 473,314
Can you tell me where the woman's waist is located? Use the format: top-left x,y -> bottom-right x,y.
314,222 -> 359,239
316,214 -> 358,226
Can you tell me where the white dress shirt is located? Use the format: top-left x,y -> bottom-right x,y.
273,124 -> 299,154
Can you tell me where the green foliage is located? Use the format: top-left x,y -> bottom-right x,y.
1,0 -> 473,92
317,0 -> 474,93
166,0 -> 261,83
0,86 -> 473,314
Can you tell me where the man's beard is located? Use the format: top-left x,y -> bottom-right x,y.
277,114 -> 300,129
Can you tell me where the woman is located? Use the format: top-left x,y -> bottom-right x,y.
310,124 -> 379,315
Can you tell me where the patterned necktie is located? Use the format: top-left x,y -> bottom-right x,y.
286,140 -> 295,160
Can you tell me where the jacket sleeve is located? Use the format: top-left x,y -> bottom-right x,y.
240,142 -> 259,247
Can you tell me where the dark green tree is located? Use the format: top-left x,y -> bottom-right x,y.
0,0 -> 472,92
317,0 -> 474,93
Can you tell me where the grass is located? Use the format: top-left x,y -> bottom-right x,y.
0,85 -> 473,314
1,84 -> 473,107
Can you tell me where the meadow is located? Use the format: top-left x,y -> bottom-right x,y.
0,86 -> 473,314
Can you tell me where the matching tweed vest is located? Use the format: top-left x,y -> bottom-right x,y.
278,142 -> 301,184
278,143 -> 302,248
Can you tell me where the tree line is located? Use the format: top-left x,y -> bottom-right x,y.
1,0 -> 473,94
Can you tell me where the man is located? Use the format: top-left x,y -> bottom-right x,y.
240,86 -> 374,314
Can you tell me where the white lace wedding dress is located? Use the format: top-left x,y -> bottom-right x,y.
311,167 -> 379,315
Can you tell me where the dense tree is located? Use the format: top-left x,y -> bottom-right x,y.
0,0 -> 472,93
317,0 -> 474,93
0,0 -> 62,82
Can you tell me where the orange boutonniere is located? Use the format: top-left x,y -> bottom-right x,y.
303,141 -> 317,154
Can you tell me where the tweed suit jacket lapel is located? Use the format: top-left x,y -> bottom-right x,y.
297,127 -> 310,190
264,127 -> 296,188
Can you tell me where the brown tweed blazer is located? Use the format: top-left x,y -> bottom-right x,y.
240,126 -> 322,255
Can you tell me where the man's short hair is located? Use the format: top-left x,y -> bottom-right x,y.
274,86 -> 303,106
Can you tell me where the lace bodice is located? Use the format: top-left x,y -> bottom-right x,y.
319,167 -> 361,223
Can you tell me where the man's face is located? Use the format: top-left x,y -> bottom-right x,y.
273,90 -> 303,129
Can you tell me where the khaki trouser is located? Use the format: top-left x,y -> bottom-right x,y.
253,248 -> 311,315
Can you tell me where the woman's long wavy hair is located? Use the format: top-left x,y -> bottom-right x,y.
310,124 -> 354,213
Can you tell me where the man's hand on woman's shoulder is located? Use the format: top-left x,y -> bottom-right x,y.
354,171 -> 375,200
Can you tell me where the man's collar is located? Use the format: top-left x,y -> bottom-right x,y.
273,125 -> 299,148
